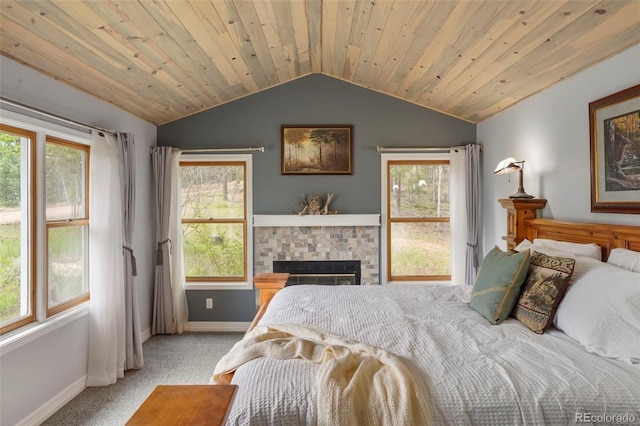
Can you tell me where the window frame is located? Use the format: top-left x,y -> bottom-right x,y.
179,154 -> 254,291
0,111 -> 91,337
0,124 -> 37,334
380,152 -> 452,285
44,136 -> 90,317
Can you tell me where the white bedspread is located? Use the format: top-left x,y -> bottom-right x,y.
225,285 -> 640,425
214,324 -> 431,426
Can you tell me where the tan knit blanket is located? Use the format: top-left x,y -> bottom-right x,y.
213,323 -> 431,426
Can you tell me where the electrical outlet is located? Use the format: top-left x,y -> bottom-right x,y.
205,298 -> 213,309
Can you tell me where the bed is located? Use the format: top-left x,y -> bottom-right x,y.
214,219 -> 640,425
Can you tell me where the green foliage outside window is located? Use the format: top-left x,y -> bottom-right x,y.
1,132 -> 89,326
390,163 -> 450,218
180,164 -> 246,280
0,134 -> 23,323
389,162 -> 451,279
0,133 -> 21,208
182,223 -> 244,277
0,224 -> 20,323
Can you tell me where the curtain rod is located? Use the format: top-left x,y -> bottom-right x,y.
376,144 -> 481,153
178,146 -> 265,153
0,97 -> 117,136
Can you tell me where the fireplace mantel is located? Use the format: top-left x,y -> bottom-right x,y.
253,214 -> 380,227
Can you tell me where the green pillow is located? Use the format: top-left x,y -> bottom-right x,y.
469,246 -> 531,324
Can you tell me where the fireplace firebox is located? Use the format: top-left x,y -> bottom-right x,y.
273,260 -> 361,286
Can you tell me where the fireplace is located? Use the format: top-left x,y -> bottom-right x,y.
254,214 -> 380,285
273,260 -> 361,286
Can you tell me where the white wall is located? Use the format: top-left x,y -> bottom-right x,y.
477,44 -> 640,256
0,56 -> 156,425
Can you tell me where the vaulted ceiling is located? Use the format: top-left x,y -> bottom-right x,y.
1,1 -> 638,126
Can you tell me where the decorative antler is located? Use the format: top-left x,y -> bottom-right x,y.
294,193 -> 310,215
293,192 -> 338,215
322,193 -> 334,215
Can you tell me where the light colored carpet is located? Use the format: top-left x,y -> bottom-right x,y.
41,332 -> 243,426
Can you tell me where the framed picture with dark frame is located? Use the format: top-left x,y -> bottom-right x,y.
589,84 -> 640,213
281,125 -> 353,175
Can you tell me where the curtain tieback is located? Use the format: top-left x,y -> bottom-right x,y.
156,239 -> 172,265
466,242 -> 479,267
122,245 -> 138,276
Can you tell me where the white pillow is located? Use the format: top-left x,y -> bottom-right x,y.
607,248 -> 640,273
533,238 -> 602,261
515,239 -> 576,259
554,261 -> 640,362
514,239 -> 533,251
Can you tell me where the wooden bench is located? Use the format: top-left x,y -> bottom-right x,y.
126,385 -> 237,425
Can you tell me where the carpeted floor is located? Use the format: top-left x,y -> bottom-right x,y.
41,332 -> 243,426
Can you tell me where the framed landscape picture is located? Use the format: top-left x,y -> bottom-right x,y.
281,125 -> 353,175
589,84 -> 640,213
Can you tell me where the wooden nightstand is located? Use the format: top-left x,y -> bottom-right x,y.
253,272 -> 290,309
126,385 -> 237,425
499,198 -> 547,250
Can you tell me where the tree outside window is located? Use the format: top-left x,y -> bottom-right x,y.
387,160 -> 451,281
0,125 -> 90,334
180,162 -> 247,281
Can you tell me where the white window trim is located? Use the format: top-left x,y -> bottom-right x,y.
19,134 -> 30,317
380,152 -> 451,285
180,153 -> 254,291
1,109 -> 90,143
0,110 -> 93,344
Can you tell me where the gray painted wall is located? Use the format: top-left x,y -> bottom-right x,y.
477,44 -> 640,257
158,74 -> 476,321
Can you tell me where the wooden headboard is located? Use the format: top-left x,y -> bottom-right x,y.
526,219 -> 640,261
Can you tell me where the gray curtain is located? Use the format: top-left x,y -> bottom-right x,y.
464,144 -> 482,286
117,132 -> 144,369
151,147 -> 175,335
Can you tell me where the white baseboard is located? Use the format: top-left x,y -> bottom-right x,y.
18,325 -> 232,425
17,375 -> 86,426
186,321 -> 250,332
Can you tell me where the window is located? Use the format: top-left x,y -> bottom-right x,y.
45,137 -> 90,316
0,124 -> 36,333
0,123 -> 90,335
382,155 -> 451,282
180,155 -> 252,287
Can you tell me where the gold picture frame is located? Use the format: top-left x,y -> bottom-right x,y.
281,125 -> 353,175
589,84 -> 640,213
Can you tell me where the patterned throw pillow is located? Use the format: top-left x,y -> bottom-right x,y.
514,251 -> 576,334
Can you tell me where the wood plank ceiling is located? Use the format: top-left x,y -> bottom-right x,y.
1,1 -> 639,125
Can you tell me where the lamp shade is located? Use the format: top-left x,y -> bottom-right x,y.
494,157 -> 521,175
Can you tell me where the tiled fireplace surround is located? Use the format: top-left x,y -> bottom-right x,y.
253,215 -> 381,285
